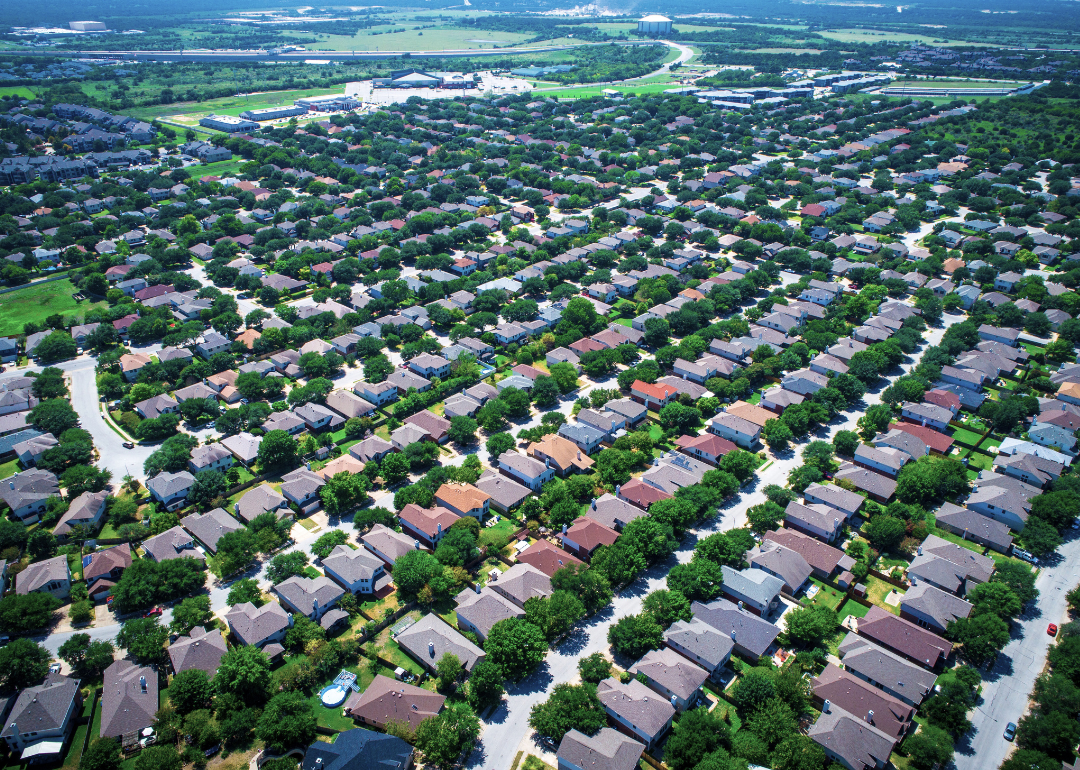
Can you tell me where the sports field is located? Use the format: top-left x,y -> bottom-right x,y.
0,279 -> 109,337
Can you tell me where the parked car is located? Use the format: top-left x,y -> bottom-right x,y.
143,606 -> 163,618
1049,623 -> 1059,636
1004,723 -> 1017,741
123,441 -> 134,449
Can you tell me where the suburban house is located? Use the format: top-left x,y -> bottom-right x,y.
557,728 -> 643,770
808,702 -> 897,770
596,678 -> 675,751
168,627 -> 228,677
395,613 -> 486,673
528,434 -> 595,476
497,451 -> 556,491
225,601 -> 293,648
719,566 -> 784,616
628,647 -> 708,712
854,606 -> 952,671
141,525 -> 204,564
343,675 -> 445,732
690,598 -> 782,661
182,508 -> 243,554
1,673 -> 81,762
435,483 -> 491,520
146,471 -> 195,511
455,586 -> 524,641
302,726 -> 413,770
898,582 -> 972,634
361,524 -> 422,565
398,504 -> 460,548
811,663 -> 915,741
837,633 -> 936,706
16,555 -> 71,599
272,575 -> 345,622
784,501 -> 844,543
100,661 -> 158,739
322,544 -> 390,595
561,517 -> 619,561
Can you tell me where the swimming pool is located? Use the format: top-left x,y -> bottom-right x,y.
318,684 -> 348,707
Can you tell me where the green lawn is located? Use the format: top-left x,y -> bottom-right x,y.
839,598 -> 870,621
186,158 -> 246,180
950,427 -> 983,445
0,86 -> 35,99
0,457 -> 20,480
865,576 -> 903,615
479,518 -> 518,551
0,279 -> 109,337
808,578 -> 845,611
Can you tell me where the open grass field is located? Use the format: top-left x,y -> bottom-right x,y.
816,28 -> 989,46
127,86 -> 346,124
540,81 -> 686,99
888,78 -> 1029,89
187,158 -> 247,180
0,279 -> 109,337
293,26 -> 536,51
0,86 -> 35,99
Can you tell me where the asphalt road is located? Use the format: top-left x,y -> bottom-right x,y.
0,357 -> 155,482
955,533 -> 1080,770
469,304 -> 963,770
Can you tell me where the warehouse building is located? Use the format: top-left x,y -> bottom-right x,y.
637,14 -> 672,35
239,105 -> 308,122
372,69 -> 478,89
199,114 -> 258,133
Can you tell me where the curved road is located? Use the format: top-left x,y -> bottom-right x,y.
533,40 -> 695,93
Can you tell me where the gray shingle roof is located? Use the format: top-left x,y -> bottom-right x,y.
1,674 -> 79,739
100,661 -> 157,738
690,598 -> 780,658
395,613 -> 485,673
557,728 -> 643,770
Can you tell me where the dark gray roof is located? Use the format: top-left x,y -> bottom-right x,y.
691,598 -> 780,657
1,674 -> 79,739
100,661 -> 157,738
181,508 -> 242,553
301,728 -> 413,770
837,633 -> 936,705
557,728 -> 643,770
168,626 -> 227,676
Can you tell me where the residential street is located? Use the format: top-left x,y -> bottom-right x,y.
956,533 -> 1080,770
469,307 -> 964,770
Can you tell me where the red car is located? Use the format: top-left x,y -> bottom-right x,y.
1049,623 -> 1058,636
143,607 -> 163,618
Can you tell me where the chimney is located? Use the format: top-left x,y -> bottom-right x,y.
731,630 -> 736,641
615,484 -> 621,496
437,523 -> 442,535
737,601 -> 744,610
823,700 -> 830,713
234,503 -> 239,514
139,676 -> 147,693
917,546 -> 922,556
562,524 -> 567,535
475,584 -> 481,594
577,450 -> 581,460
414,540 -> 420,550
867,710 -> 874,723
671,695 -> 678,707
429,642 -> 435,657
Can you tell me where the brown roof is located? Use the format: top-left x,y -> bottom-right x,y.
763,529 -> 851,576
811,663 -> 914,739
516,538 -> 584,577
83,543 -> 132,583
855,605 -> 953,669
726,400 -> 775,428
399,504 -> 459,537
404,410 -> 451,441
167,627 -> 228,677
528,434 -> 595,474
618,477 -> 673,509
344,674 -> 445,730
564,517 -> 619,551
435,483 -> 491,514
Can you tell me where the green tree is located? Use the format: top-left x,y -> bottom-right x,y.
485,618 -> 547,681
731,668 -> 775,715
414,703 -> 481,770
607,613 -> 663,658
665,706 -> 732,770
447,416 -> 479,445
170,669 -> 214,715
783,605 -> 839,648
391,550 -> 443,601
947,612 -> 1009,667
436,652 -> 463,692
833,430 -> 860,457
968,581 -> 1022,621
1016,710 -> 1080,761
746,501 -> 785,534
0,592 -> 61,634
577,652 -> 612,685
79,739 -> 120,770
255,692 -> 317,752
666,559 -> 725,601
257,429 -> 298,469
58,634 -> 114,679
485,432 -> 515,458
214,645 -> 272,704
550,563 -> 613,615
524,591 -> 586,642
770,735 -> 826,770
226,579 -> 263,607
170,596 -> 212,636
133,746 -> 180,770
642,589 -> 691,629
0,638 -> 50,690
862,515 -> 906,551
528,683 -> 607,743
116,617 -> 169,664
267,551 -> 308,584
465,658 -> 504,710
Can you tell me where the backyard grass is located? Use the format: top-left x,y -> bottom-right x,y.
865,576 -> 903,615
0,87 -> 36,99
950,427 -> 983,445
479,518 -> 519,550
929,526 -> 986,554
0,457 -> 20,480
0,279 -> 109,337
838,598 -> 870,621
808,578 -> 845,611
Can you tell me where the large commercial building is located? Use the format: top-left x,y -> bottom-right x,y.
372,69 -> 478,89
69,21 -> 107,31
239,105 -> 308,122
294,94 -> 361,111
637,14 -> 672,35
199,114 -> 259,133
